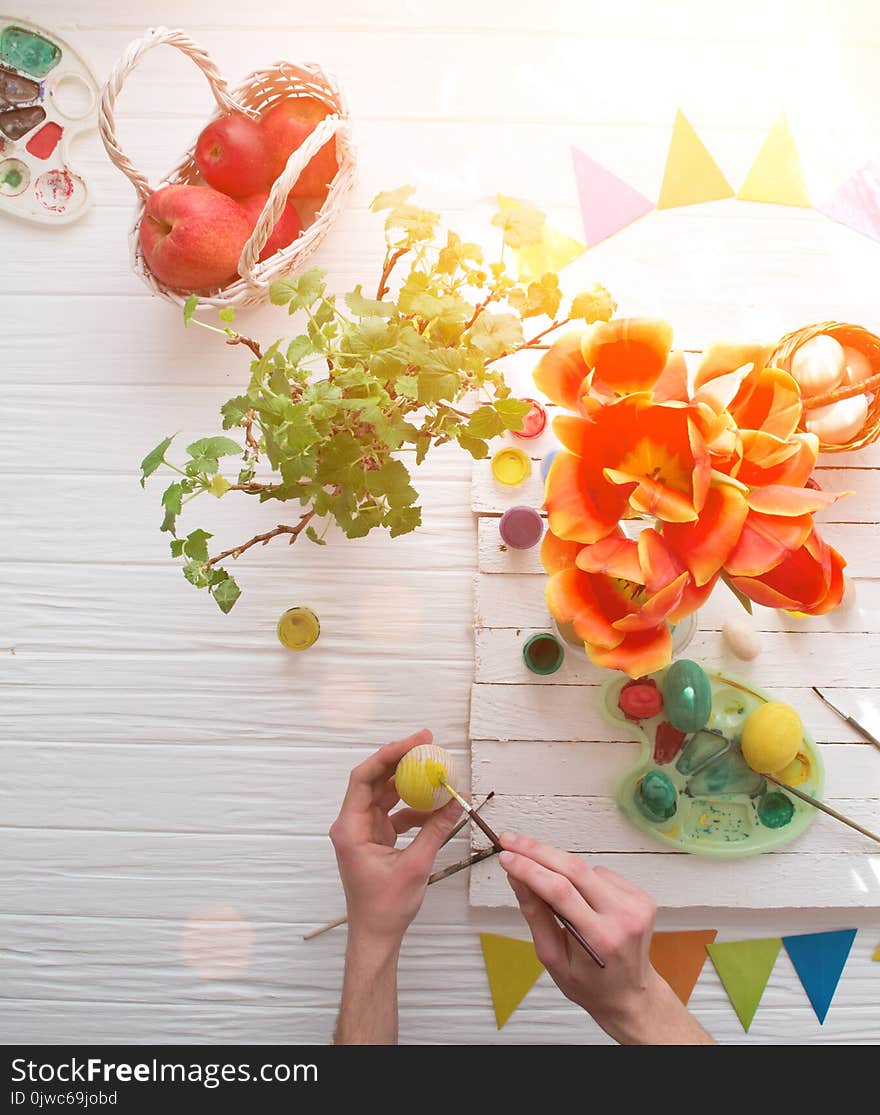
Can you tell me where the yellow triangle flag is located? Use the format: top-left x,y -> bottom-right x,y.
657,111 -> 733,209
516,223 -> 586,281
872,944 -> 880,961
738,112 -> 811,207
479,933 -> 544,1029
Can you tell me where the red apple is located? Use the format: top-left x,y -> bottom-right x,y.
139,184 -> 252,292
195,114 -> 271,197
240,191 -> 304,261
260,96 -> 338,198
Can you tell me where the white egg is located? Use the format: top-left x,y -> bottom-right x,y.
805,393 -> 869,445
842,345 -> 874,386
790,334 -> 846,398
722,617 -> 761,661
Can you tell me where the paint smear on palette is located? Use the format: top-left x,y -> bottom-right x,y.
34,166 -> 76,212
180,906 -> 254,980
0,157 -> 29,196
26,119 -> 62,159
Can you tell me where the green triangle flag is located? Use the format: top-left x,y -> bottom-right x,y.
480,933 -> 545,1029
706,937 -> 781,1031
657,110 -> 733,209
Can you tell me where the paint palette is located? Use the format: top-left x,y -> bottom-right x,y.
600,664 -> 824,857
0,17 -> 97,223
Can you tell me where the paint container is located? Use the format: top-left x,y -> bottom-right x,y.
277,606 -> 320,651
491,446 -> 531,486
523,632 -> 565,675
499,506 -> 544,549
540,448 -> 559,480
511,397 -> 547,440
554,618 -> 588,656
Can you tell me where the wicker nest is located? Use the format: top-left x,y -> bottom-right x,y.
769,321 -> 880,453
99,27 -> 356,308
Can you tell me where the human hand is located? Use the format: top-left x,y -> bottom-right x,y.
499,834 -> 713,1045
330,729 -> 462,953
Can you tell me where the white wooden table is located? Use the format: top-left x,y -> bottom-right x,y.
4,0 -> 880,1044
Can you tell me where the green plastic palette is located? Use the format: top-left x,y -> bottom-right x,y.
600,662 -> 824,857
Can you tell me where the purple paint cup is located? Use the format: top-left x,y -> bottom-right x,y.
499,505 -> 544,550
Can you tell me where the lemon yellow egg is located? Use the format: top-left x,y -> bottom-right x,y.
741,701 -> 803,774
394,744 -> 457,811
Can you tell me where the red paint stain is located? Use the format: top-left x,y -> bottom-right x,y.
26,120 -> 62,159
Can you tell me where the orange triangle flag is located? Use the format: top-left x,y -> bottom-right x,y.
479,933 -> 544,1029
658,111 -> 733,209
650,929 -> 718,1004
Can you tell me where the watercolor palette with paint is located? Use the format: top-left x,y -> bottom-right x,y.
600,665 -> 824,857
0,17 -> 97,223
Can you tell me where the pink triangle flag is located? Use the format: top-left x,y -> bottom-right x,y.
818,158 -> 880,242
571,146 -> 654,247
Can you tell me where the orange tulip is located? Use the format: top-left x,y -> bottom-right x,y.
581,318 -> 673,395
727,529 -> 846,616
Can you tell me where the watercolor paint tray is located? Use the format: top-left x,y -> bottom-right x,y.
601,665 -> 824,858
0,16 -> 98,223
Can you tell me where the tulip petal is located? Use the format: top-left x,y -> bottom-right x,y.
653,350 -> 688,403
540,528 -> 582,574
731,366 -> 803,441
533,332 -> 591,410
575,534 -> 643,583
545,451 -> 629,543
737,432 -> 819,488
545,567 -> 623,649
662,484 -> 749,585
625,477 -> 700,523
586,625 -> 674,679
746,484 -> 846,517
613,572 -> 689,632
729,529 -> 843,613
552,414 -> 593,455
693,341 -> 773,391
581,318 -> 673,395
724,510 -> 813,577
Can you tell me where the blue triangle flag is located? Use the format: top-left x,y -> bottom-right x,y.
782,929 -> 856,1023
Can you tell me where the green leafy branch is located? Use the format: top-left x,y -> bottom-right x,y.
141,189 -> 616,611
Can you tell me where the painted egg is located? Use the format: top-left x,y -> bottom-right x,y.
635,770 -> 677,822
662,659 -> 712,733
741,701 -> 802,774
842,345 -> 873,386
722,617 -> 761,660
618,679 -> 663,721
805,393 -> 868,445
790,334 -> 846,398
394,744 -> 457,811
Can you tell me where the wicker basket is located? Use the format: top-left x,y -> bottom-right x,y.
769,321 -> 880,453
99,26 -> 356,308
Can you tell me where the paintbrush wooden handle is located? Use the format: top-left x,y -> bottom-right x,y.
766,774 -> 880,844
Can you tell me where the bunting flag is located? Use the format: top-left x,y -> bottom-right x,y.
479,933 -> 545,1030
516,222 -> 586,281
782,930 -> 857,1024
657,111 -> 734,209
737,112 -> 811,207
571,145 -> 654,246
818,158 -> 880,243
706,937 -> 782,1031
873,944 -> 880,961
650,929 -> 718,1004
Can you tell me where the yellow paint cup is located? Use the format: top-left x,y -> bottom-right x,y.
491,446 -> 532,486
277,606 -> 320,651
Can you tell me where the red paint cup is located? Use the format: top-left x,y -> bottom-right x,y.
511,398 -> 547,440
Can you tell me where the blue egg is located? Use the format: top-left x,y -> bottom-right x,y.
540,449 -> 559,480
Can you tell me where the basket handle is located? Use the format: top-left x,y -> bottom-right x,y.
100,26 -> 249,202
238,113 -> 350,283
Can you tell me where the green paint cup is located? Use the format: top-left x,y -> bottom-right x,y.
522,632 -> 565,676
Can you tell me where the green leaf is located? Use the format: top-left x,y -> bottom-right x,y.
183,295 -> 198,325
494,397 -> 532,431
457,434 -> 490,459
182,560 -> 212,588
345,284 -> 394,318
384,504 -> 422,537
466,404 -> 505,440
210,475 -> 232,498
269,269 -> 326,311
384,204 -> 440,241
467,312 -> 524,359
185,436 -> 242,476
220,396 -> 251,429
344,504 -> 383,539
370,185 -> 416,212
417,370 -> 459,406
169,539 -> 185,557
161,481 -> 183,516
305,525 -> 327,546
218,307 -> 235,324
491,196 -> 545,248
183,528 -> 213,563
140,435 -> 174,487
286,335 -> 313,364
722,572 -> 754,615
570,284 -> 617,323
211,575 -> 241,613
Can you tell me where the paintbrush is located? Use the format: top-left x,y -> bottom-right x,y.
812,687 -> 880,753
303,792 -> 495,941
766,774 -> 880,844
438,776 -> 606,969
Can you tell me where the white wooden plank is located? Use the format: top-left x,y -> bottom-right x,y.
469,682 -> 880,745
475,626 -> 880,687
471,740 -> 880,799
477,515 -> 879,575
474,571 -> 880,633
